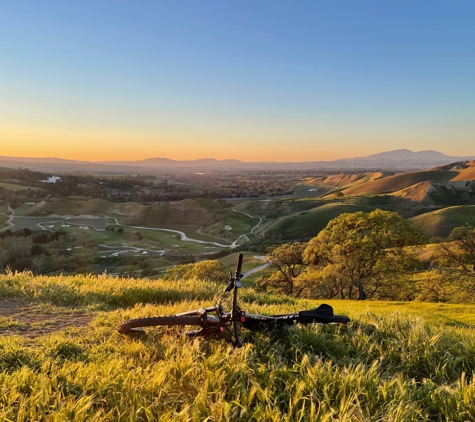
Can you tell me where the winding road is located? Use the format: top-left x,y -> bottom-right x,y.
0,204 -> 15,232
98,244 -> 166,257
104,209 -> 262,249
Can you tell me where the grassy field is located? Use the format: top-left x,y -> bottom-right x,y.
14,199 -> 117,217
8,216 -> 67,231
0,201 -> 7,213
43,221 -> 224,254
2,272 -> 475,420
149,223 -> 228,243
0,182 -> 45,192
0,201 -> 10,229
7,202 -> 232,254
0,214 -> 8,230
281,184 -> 328,199
13,199 -> 216,227
11,199 -> 233,250
201,209 -> 260,240
122,226 -> 225,252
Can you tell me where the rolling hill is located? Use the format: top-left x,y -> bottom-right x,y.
411,205 -> 475,238
272,161 -> 475,239
392,180 -> 475,207
331,162 -> 475,212
253,202 -> 374,241
341,170 -> 459,196
227,160 -> 475,242
431,160 -> 475,181
313,172 -> 384,189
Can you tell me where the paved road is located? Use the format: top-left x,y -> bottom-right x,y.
103,209 -> 263,249
98,244 -> 165,257
242,262 -> 269,279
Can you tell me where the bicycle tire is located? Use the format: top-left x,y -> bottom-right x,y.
117,316 -> 202,334
331,315 -> 350,323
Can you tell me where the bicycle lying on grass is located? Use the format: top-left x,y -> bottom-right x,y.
117,254 -> 350,347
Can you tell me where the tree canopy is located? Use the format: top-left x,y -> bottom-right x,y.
303,210 -> 424,300
164,260 -> 229,283
435,225 -> 475,293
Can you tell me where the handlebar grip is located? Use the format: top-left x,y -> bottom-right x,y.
236,253 -> 243,276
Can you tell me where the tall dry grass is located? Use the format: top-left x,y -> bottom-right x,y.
1,272 -> 475,420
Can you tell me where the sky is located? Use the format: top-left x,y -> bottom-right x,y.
1,1 -> 474,162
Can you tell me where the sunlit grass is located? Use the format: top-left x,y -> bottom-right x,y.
0,317 -> 28,331
2,272 -> 475,420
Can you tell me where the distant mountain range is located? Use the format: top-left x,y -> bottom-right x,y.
1,149 -> 474,173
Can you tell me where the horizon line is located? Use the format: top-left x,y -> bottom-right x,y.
0,148 -> 467,165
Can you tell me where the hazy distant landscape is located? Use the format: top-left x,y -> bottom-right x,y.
2,149 -> 475,279
2,149 -> 475,173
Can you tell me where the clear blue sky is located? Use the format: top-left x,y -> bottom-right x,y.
1,1 -> 474,161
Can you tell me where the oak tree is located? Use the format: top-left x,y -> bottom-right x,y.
435,226 -> 475,293
303,210 -> 423,300
257,242 -> 307,296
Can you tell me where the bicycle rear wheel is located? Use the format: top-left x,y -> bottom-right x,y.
117,316 -> 202,334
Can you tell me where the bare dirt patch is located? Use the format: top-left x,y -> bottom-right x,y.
0,299 -> 93,338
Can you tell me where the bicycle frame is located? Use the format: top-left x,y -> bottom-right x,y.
174,253 -> 245,346
117,253 -> 350,346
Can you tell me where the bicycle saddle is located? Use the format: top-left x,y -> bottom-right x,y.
299,304 -> 334,321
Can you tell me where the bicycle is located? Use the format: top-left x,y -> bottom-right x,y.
117,254 -> 350,347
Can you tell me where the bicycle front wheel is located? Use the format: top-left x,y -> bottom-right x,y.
117,316 -> 202,334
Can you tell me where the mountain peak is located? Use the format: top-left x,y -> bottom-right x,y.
365,149 -> 449,160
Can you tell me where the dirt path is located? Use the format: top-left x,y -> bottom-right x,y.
0,203 -> 15,232
0,299 -> 93,338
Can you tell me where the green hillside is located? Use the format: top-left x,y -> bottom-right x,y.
232,198 -> 321,219
0,201 -> 9,230
0,214 -> 8,230
412,205 -> 475,238
254,203 -> 374,241
2,273 -> 475,420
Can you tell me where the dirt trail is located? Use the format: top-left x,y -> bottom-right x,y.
0,299 -> 93,337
